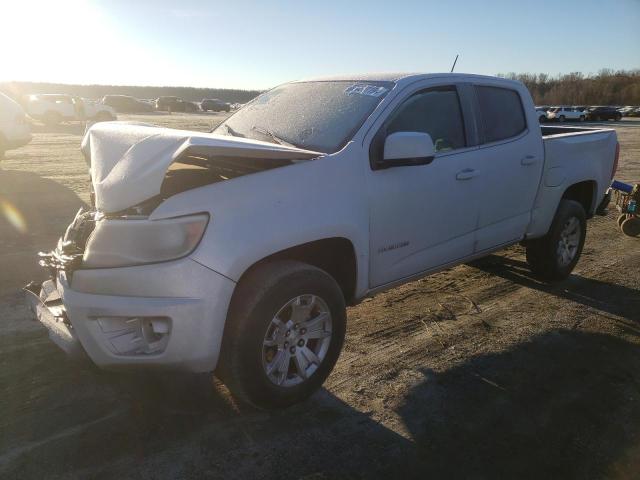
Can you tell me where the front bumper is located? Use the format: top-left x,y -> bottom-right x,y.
25,258 -> 236,373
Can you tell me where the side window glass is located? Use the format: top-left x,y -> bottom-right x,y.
386,88 -> 466,152
475,86 -> 526,143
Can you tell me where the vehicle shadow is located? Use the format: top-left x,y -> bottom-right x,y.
470,254 -> 640,324
0,347 -> 417,479
396,329 -> 640,479
0,169 -> 87,291
5,323 -> 639,479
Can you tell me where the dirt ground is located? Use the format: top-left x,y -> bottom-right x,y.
1,114 -> 639,479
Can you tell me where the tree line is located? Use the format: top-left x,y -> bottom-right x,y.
3,70 -> 640,107
0,81 -> 261,104
498,69 -> 640,106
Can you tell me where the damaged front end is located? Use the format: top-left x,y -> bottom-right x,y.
23,208 -> 99,358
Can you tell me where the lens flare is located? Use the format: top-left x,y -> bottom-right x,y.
1,199 -> 27,234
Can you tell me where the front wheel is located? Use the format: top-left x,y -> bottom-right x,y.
217,260 -> 346,409
579,115 -> 585,122
525,200 -> 587,281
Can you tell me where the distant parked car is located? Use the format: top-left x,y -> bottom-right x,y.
586,106 -> 622,121
201,98 -> 231,112
546,106 -> 586,122
535,107 -> 548,123
0,92 -> 31,159
618,106 -> 637,116
155,96 -> 199,113
102,95 -> 154,114
626,107 -> 640,117
26,94 -> 116,125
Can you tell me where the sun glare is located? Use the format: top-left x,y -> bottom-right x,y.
1,0 -> 155,85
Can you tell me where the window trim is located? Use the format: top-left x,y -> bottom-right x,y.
473,84 -> 528,147
368,85 -> 468,170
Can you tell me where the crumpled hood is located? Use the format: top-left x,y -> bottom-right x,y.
81,122 -> 322,213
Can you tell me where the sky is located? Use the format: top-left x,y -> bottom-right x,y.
1,0 -> 639,90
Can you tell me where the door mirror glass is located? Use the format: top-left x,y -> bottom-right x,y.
383,131 -> 435,163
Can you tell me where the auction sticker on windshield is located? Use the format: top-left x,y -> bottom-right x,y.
344,84 -> 389,97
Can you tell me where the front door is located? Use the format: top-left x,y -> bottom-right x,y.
367,86 -> 481,288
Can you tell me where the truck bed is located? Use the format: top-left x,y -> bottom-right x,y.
541,125 -> 613,138
527,124 -> 617,237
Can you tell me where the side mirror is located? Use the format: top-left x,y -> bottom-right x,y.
381,131 -> 435,168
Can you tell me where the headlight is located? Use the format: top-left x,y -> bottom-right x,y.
82,214 -> 208,268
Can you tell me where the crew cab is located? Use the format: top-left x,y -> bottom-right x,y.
26,73 -> 619,409
26,94 -> 116,125
0,92 -> 32,159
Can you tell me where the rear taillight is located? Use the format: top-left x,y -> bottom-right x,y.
612,142 -> 620,180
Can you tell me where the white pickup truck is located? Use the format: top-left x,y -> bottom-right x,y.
26,94 -> 116,125
26,73 -> 618,408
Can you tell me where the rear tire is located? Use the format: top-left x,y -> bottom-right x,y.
526,200 -> 587,281
217,260 -> 346,409
559,115 -> 566,122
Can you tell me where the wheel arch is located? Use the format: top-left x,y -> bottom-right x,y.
234,237 -> 359,305
562,180 -> 596,217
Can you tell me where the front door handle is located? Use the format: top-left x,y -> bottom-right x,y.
456,168 -> 478,180
521,155 -> 537,166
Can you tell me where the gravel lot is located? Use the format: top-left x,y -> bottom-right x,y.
1,115 -> 639,479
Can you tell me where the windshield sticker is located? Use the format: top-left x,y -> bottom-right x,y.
344,84 -> 388,97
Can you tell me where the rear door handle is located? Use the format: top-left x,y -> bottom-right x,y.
456,168 -> 478,180
521,155 -> 537,166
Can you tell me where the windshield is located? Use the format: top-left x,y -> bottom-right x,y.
213,81 -> 393,153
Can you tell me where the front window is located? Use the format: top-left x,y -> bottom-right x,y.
386,87 -> 466,152
214,81 -> 392,153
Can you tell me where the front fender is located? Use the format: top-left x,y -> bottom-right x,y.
150,148 -> 370,296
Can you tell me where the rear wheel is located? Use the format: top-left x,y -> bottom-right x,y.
615,114 -> 622,121
559,115 -> 566,122
217,260 -> 346,409
526,200 -> 586,281
579,115 -> 585,122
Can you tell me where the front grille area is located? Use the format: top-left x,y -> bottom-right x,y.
39,208 -> 98,277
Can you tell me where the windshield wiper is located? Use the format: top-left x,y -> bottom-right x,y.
218,123 -> 244,138
251,125 -> 296,148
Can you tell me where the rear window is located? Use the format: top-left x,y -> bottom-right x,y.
475,86 -> 527,143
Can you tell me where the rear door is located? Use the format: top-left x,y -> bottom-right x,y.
471,84 -> 544,251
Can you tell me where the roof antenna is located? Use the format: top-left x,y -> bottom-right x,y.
450,54 -> 459,73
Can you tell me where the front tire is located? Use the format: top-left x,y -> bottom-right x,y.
525,200 -> 587,281
217,260 -> 346,409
